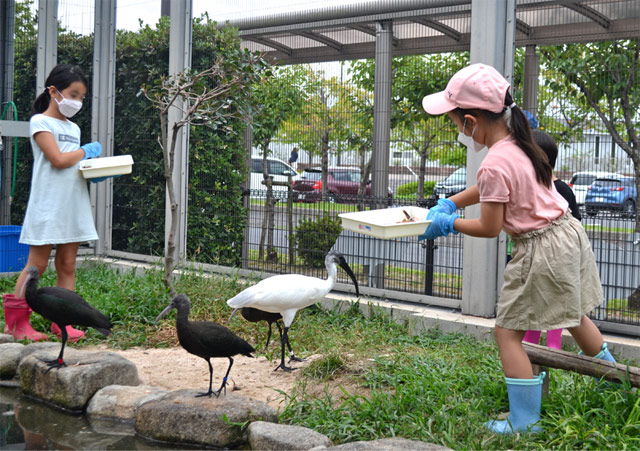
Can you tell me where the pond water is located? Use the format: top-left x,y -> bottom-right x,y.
0,384 -> 191,450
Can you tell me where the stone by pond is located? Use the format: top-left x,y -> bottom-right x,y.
0,342 -> 450,450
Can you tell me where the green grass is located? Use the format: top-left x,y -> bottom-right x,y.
1,263 -> 638,449
583,224 -> 635,234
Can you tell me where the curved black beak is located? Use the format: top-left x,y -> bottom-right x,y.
338,257 -> 359,297
154,304 -> 175,325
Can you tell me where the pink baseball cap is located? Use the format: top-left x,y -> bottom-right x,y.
422,63 -> 510,115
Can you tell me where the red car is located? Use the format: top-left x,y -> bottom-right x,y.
293,167 -> 393,204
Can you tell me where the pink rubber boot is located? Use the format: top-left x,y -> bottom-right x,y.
51,322 -> 85,342
545,329 -> 563,350
522,330 -> 541,344
2,294 -> 48,341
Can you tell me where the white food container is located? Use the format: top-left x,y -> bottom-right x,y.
79,155 -> 134,179
339,206 -> 431,239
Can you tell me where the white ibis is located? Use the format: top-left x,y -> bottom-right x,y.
21,266 -> 112,369
227,251 -> 359,371
155,294 -> 255,397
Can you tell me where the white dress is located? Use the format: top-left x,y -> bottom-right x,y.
19,114 -> 98,245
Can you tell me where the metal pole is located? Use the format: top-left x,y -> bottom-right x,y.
242,123 -> 252,269
36,0 -> 58,95
166,0 -> 192,262
0,0 -> 16,224
371,20 -> 392,206
461,0 -> 517,318
523,45 -> 539,118
91,0 -> 117,255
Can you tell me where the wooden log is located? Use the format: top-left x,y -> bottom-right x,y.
523,342 -> 640,387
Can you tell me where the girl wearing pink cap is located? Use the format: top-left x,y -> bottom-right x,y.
420,63 -> 616,435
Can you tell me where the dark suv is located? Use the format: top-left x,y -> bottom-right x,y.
584,176 -> 637,218
433,167 -> 466,199
293,167 -> 392,204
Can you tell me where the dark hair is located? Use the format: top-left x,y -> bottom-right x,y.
452,90 -> 552,187
531,130 -> 558,169
30,64 -> 88,116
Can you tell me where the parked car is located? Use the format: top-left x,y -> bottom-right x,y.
568,171 -> 622,205
250,156 -> 298,199
584,176 -> 637,218
433,167 -> 466,199
292,167 -> 393,204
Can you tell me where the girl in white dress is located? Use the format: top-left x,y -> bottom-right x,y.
3,64 -> 102,341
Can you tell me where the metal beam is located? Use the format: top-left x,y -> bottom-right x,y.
36,0 -> 58,94
516,18 -> 532,36
371,21 -> 392,204
167,0 -> 192,262
244,36 -> 293,56
90,0 -> 117,256
563,2 -> 610,29
348,23 -> 400,46
413,18 -> 461,41
293,31 -> 343,51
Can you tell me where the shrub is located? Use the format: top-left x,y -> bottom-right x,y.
295,214 -> 342,267
396,180 -> 437,197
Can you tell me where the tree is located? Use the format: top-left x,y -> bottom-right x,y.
142,52 -> 265,294
250,65 -> 307,261
279,68 -> 352,197
541,40 -> 640,231
349,53 -> 468,201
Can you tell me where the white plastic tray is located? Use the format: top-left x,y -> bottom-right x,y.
339,206 -> 431,239
79,155 -> 134,179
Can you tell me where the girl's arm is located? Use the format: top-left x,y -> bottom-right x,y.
453,201 -> 504,238
448,184 -> 480,209
35,131 -> 86,169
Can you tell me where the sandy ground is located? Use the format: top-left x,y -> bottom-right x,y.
82,344 -> 323,410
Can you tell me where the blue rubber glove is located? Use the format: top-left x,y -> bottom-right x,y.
80,142 -> 102,160
419,212 -> 460,241
427,198 -> 457,220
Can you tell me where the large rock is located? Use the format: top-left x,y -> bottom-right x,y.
248,421 -> 333,450
312,438 -> 451,450
0,333 -> 15,344
0,342 -> 25,379
135,390 -> 278,448
18,349 -> 140,413
19,341 -> 62,360
87,384 -> 168,424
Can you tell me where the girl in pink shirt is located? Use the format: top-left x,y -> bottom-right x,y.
421,63 -> 616,435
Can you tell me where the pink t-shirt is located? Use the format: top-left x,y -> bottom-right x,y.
477,135 -> 568,236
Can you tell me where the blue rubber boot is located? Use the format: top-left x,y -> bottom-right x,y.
485,372 -> 546,434
594,342 -> 616,363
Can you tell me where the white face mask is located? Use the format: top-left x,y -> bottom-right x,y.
457,118 -> 485,152
53,88 -> 83,118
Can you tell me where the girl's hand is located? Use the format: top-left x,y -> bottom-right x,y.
419,212 -> 460,241
427,198 -> 457,219
81,142 -> 102,160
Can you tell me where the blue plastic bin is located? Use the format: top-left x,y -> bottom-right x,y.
0,226 -> 29,273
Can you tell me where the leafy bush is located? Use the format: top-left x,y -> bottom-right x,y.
396,180 -> 436,197
294,214 -> 342,267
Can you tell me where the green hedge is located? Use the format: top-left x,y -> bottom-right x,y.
396,180 -> 437,197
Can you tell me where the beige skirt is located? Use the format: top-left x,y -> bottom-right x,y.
497,214 -> 603,330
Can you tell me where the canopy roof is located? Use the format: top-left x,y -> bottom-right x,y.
222,0 -> 640,64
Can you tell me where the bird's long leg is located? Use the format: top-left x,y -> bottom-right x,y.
279,322 -> 303,363
196,359 -> 214,398
265,323 -> 273,348
46,327 -> 68,371
275,327 -> 295,372
214,357 -> 234,397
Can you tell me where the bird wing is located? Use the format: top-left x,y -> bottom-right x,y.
36,287 -> 112,330
181,321 -> 255,358
227,274 -> 328,313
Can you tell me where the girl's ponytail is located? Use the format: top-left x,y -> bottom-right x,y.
504,91 -> 552,188
30,88 -> 51,116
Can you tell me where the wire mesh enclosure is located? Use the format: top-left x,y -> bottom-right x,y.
1,0 -> 640,332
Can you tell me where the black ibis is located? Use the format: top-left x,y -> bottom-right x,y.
227,250 -> 359,371
237,307 -> 284,348
21,266 -> 112,369
154,294 -> 255,398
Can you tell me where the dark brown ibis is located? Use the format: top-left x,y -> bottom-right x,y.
21,266 -> 112,369
155,294 -> 255,398
235,307 -> 286,348
227,251 -> 359,371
